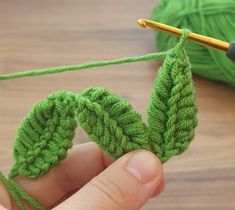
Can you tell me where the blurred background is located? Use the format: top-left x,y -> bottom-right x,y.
0,0 -> 235,209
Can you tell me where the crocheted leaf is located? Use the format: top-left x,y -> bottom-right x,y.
76,87 -> 150,159
147,45 -> 198,163
9,91 -> 77,178
9,87 -> 150,179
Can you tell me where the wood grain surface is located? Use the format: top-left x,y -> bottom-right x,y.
0,0 -> 235,209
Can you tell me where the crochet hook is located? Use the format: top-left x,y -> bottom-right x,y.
138,18 -> 235,62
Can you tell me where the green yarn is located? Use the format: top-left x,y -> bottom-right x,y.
151,0 -> 235,87
7,178 -> 45,210
0,30 -> 197,210
9,88 -> 150,179
0,171 -> 26,210
0,171 -> 46,210
0,52 -> 167,81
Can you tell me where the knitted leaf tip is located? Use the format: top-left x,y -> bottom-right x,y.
147,38 -> 198,163
9,91 -> 77,178
76,87 -> 150,159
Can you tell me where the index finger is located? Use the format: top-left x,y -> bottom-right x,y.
1,142 -> 113,209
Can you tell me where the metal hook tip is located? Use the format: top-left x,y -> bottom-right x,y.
137,19 -> 146,28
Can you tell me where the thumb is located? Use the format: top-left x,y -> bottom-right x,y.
54,150 -> 165,210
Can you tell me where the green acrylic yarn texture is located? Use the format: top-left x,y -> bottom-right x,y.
0,31 -> 197,210
151,0 -> 235,87
0,172 -> 45,210
0,52 -> 168,81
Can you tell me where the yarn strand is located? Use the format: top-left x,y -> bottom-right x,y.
0,52 -> 168,81
8,178 -> 46,210
0,172 -> 26,210
0,171 -> 46,210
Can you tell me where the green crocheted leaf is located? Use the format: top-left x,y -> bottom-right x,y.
76,87 -> 150,159
9,87 -> 150,179
9,91 -> 77,179
148,44 -> 198,163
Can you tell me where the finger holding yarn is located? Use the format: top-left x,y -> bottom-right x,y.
147,31 -> 198,162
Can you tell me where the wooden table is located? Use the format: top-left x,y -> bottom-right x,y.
0,0 -> 235,209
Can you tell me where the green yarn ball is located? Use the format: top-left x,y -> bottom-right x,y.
151,0 -> 235,87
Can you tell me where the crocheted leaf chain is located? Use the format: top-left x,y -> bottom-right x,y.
0,30 -> 197,210
9,88 -> 151,179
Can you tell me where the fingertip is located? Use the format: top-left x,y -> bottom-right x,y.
151,176 -> 166,198
125,150 -> 161,184
103,154 -> 115,168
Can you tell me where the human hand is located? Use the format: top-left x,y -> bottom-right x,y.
0,142 -> 165,210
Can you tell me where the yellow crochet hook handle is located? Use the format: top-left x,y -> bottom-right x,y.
138,19 -> 235,62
